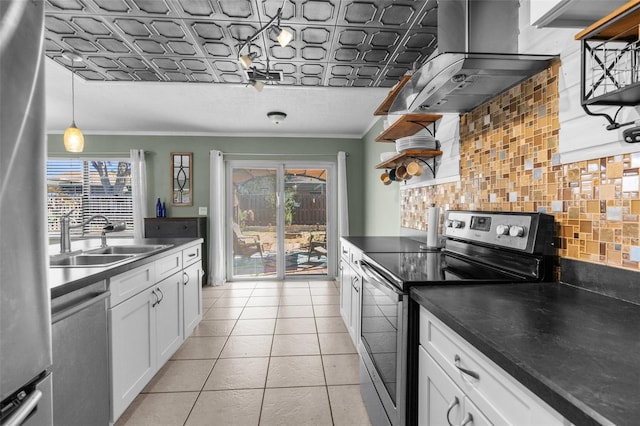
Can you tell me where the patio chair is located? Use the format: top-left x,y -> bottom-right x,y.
233,223 -> 263,259
307,231 -> 327,261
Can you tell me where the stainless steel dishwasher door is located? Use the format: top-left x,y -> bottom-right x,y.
51,281 -> 110,426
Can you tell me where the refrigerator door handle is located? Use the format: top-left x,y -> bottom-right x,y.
3,389 -> 42,426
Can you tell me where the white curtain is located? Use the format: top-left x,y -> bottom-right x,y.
337,151 -> 349,237
130,149 -> 147,241
209,150 -> 225,285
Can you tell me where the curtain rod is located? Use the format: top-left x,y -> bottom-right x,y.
222,152 -> 348,157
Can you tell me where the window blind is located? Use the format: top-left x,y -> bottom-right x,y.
47,158 -> 134,237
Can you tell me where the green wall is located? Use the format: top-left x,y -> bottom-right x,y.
362,119 -> 401,235
48,134 -> 366,235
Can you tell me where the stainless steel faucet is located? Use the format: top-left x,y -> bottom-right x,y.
59,210 -> 126,253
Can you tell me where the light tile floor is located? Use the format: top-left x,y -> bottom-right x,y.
116,280 -> 372,426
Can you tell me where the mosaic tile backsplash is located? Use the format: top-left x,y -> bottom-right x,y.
400,62 -> 640,273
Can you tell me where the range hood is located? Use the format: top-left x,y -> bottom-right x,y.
389,0 -> 558,114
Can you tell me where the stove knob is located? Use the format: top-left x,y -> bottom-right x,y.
496,225 -> 510,236
453,220 -> 465,229
509,226 -> 525,237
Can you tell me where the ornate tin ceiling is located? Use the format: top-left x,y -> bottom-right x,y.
44,0 -> 437,88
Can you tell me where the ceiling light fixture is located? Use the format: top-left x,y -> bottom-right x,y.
238,2 -> 293,91
62,51 -> 84,153
267,111 -> 287,124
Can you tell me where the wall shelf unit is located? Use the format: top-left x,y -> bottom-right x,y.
575,0 -> 640,112
375,149 -> 443,178
375,113 -> 443,143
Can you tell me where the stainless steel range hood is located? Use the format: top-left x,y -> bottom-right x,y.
389,0 -> 557,114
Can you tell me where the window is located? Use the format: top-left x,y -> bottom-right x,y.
47,158 -> 133,238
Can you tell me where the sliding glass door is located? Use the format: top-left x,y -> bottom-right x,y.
227,161 -> 334,280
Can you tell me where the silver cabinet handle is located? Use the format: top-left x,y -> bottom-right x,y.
156,287 -> 164,304
183,271 -> 190,285
454,355 -> 479,380
461,413 -> 474,426
151,289 -> 159,307
446,396 -> 459,426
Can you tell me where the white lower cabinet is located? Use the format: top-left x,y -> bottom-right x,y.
418,306 -> 570,426
108,243 -> 203,423
182,261 -> 203,338
339,240 -> 362,346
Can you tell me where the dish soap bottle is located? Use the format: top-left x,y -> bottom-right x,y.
156,198 -> 162,217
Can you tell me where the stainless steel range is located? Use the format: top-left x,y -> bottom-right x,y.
357,211 -> 556,426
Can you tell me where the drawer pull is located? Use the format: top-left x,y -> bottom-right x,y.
461,413 -> 474,426
454,354 -> 479,380
446,396 -> 459,426
188,252 -> 196,257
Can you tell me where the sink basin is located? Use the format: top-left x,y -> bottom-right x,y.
50,254 -> 134,268
86,244 -> 171,255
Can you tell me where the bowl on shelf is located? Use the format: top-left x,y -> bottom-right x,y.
380,151 -> 396,163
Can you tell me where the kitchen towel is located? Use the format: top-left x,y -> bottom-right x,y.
427,205 -> 440,248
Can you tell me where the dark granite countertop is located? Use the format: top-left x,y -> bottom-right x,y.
411,283 -> 640,426
48,237 -> 202,299
342,236 -> 429,253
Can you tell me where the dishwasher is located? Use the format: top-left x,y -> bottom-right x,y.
51,280 -> 110,426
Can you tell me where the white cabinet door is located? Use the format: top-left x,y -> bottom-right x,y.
419,345 -> 464,426
110,289 -> 156,422
339,258 -> 352,331
350,273 -> 361,346
155,273 -> 183,366
183,261 -> 203,337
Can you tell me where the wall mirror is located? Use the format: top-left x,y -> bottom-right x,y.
171,152 -> 192,206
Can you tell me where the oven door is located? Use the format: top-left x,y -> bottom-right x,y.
359,259 -> 407,426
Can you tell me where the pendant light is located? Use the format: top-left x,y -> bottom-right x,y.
62,51 -> 84,153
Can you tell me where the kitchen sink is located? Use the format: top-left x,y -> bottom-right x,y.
50,254 -> 134,268
85,244 -> 171,255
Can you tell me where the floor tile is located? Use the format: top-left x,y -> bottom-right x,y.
171,336 -> 226,360
250,288 -> 283,297
310,287 -> 339,296
318,333 -> 357,355
202,298 -> 216,309
274,317 -> 317,334
186,389 -> 263,426
260,386 -> 332,426
312,295 -> 340,305
253,282 -> 283,289
279,295 -> 313,305
214,289 -> 254,298
280,281 -> 310,288
328,385 -> 372,426
115,392 -> 198,426
271,333 -> 320,356
239,306 -> 279,319
191,319 -> 236,337
220,335 -> 273,358
213,297 -> 248,307
203,306 -> 243,320
143,360 -> 214,392
279,287 -> 311,296
231,318 -> 276,335
315,316 -> 349,333
266,355 -> 325,388
277,305 -> 314,318
203,357 -> 269,390
313,304 -> 342,317
245,296 -> 281,307
323,354 -> 360,385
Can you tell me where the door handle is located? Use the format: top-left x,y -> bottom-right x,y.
3,389 -> 42,426
461,413 -> 474,426
156,288 -> 164,304
445,396 -> 459,426
183,271 -> 190,285
151,289 -> 159,307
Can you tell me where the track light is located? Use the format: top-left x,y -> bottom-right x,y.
62,51 -> 84,153
237,4 -> 293,89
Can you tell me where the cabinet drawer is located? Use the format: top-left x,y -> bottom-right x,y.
419,306 -> 567,426
144,218 -> 203,238
156,252 -> 183,282
110,263 -> 156,307
182,244 -> 201,267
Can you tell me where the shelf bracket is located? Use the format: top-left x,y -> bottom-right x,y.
407,120 -> 435,138
581,104 -> 636,130
408,155 -> 437,178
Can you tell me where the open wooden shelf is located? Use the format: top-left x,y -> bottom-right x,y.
374,75 -> 411,116
575,0 -> 640,41
375,114 -> 443,143
375,149 -> 443,170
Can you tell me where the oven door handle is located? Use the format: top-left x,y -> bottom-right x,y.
359,260 -> 403,301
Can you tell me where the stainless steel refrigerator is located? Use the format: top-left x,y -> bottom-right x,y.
1,1 -> 53,425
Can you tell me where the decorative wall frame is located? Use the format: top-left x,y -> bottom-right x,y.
171,152 -> 192,206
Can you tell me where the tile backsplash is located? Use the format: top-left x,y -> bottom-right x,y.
400,62 -> 640,273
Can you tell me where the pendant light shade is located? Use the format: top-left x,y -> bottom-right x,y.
62,51 -> 84,152
63,123 -> 84,152
276,27 -> 293,47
